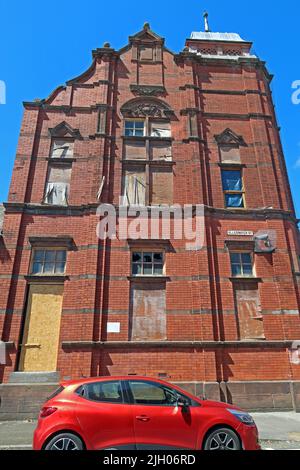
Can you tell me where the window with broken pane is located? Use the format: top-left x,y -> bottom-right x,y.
31,249 -> 67,275
132,252 -> 164,276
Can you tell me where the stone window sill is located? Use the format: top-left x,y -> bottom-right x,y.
128,276 -> 170,282
229,276 -> 262,283
25,275 -> 69,283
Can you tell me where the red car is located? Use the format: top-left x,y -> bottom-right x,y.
33,376 -> 260,451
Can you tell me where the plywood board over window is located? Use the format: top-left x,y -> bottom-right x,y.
139,46 -> 153,61
220,145 -> 241,164
130,282 -> 166,341
151,167 -> 173,205
234,282 -> 265,340
124,141 -> 147,160
50,139 -> 74,159
150,142 -> 172,161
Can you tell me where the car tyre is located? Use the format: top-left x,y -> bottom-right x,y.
45,433 -> 84,450
204,427 -> 241,451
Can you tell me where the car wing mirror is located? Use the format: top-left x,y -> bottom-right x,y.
176,397 -> 189,409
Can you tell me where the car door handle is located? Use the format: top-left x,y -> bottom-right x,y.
136,415 -> 150,422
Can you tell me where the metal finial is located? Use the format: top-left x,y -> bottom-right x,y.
203,11 -> 210,32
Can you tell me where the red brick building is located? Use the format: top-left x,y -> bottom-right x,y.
1,21 -> 300,417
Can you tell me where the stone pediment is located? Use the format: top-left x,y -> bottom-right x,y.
48,122 -> 81,139
129,23 -> 165,46
215,128 -> 245,145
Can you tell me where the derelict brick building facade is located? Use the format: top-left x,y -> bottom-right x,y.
0,22 -> 300,416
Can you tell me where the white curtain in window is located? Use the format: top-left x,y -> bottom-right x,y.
151,128 -> 171,137
44,182 -> 69,205
151,122 -> 171,138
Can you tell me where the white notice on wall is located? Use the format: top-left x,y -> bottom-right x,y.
227,231 -> 254,236
107,323 -> 121,333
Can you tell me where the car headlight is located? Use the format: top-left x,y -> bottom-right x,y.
227,409 -> 255,425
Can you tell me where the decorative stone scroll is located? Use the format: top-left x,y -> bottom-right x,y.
121,98 -> 174,118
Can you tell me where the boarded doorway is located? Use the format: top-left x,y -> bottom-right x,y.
19,284 -> 64,372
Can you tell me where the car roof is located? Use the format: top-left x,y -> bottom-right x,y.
61,376 -> 180,388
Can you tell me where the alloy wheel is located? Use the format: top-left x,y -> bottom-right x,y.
205,428 -> 241,451
50,437 -> 79,450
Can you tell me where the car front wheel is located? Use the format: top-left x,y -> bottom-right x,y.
204,427 -> 241,451
44,433 -> 84,450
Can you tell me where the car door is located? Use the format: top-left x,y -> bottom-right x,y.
126,379 -> 201,450
75,380 -> 135,450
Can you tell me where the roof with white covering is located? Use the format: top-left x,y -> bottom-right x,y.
190,32 -> 247,43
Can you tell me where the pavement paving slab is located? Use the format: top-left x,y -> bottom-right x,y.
251,412 -> 300,442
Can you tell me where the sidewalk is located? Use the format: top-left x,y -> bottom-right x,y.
0,420 -> 35,449
0,412 -> 299,450
252,412 -> 300,446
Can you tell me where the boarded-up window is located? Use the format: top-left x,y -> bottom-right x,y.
130,282 -> 166,341
97,108 -> 107,134
50,139 -> 74,159
124,141 -> 147,160
151,167 -> 173,205
150,121 -> 171,138
140,47 -> 153,61
123,168 -> 146,206
234,282 -> 265,340
189,113 -> 198,137
44,164 -> 71,205
150,142 -> 172,161
220,145 -> 241,163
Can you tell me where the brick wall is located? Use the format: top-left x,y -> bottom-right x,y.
0,25 -> 299,404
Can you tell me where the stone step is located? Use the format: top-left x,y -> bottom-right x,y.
8,372 -> 60,384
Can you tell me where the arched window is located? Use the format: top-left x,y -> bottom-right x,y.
120,99 -> 175,206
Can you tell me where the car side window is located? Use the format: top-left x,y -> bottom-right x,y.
83,381 -> 124,404
128,380 -> 184,406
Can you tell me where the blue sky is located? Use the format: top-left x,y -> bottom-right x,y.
0,0 -> 299,215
